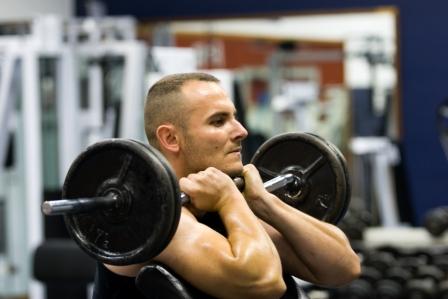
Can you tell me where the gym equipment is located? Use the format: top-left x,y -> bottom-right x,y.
251,133 -> 350,224
364,251 -> 396,272
437,98 -> 448,160
439,280 -> 448,299
423,206 -> 448,237
406,265 -> 445,299
337,208 -> 373,240
335,243 -> 448,299
406,278 -> 437,299
376,267 -> 412,299
33,239 -> 95,299
41,132 -> 350,265
136,262 -> 311,299
335,266 -> 381,299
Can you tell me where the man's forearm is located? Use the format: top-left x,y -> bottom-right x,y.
217,192 -> 284,284
255,193 -> 360,286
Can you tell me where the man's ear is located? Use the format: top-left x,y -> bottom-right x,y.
156,124 -> 180,154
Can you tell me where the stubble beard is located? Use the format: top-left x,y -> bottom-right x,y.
181,129 -> 244,177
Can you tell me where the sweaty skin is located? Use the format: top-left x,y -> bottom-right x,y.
105,79 -> 360,299
158,167 -> 286,299
106,80 -> 286,299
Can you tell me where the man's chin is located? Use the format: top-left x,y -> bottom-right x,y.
226,165 -> 244,178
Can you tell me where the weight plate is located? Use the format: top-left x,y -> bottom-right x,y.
63,139 -> 180,265
251,132 -> 350,224
127,139 -> 182,257
305,133 -> 351,222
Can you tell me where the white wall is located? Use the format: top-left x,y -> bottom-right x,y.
0,0 -> 73,21
169,11 -> 396,43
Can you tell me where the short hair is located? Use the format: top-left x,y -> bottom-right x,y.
144,72 -> 220,148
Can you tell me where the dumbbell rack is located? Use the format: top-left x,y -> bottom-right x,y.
305,226 -> 448,299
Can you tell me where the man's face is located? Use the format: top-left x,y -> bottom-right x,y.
178,80 -> 248,177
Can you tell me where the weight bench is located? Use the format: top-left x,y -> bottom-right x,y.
33,239 -> 96,299
136,263 -> 310,299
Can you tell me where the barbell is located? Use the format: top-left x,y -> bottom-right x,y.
42,132 -> 351,265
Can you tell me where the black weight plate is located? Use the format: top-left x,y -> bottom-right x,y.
63,139 -> 180,265
305,133 -> 352,223
251,132 -> 349,224
127,139 -> 182,257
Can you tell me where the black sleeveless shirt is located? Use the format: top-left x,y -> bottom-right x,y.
92,212 -> 301,299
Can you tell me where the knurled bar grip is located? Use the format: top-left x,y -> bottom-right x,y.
178,173 -> 295,204
42,174 -> 296,216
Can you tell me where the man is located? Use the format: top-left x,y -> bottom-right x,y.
93,72 -> 360,299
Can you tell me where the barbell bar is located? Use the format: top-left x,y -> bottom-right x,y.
42,173 -> 298,216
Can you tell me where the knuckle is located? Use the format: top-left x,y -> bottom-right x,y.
187,173 -> 197,180
207,167 -> 218,174
246,164 -> 256,171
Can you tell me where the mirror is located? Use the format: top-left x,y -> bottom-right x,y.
140,8 -> 400,226
142,8 -> 399,151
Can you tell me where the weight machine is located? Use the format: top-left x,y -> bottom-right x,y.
0,14 -> 147,299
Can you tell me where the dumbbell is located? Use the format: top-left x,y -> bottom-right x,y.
376,266 -> 412,299
439,280 -> 448,299
406,265 -> 445,299
334,266 -> 381,299
42,132 -> 351,266
395,255 -> 429,275
337,208 -> 373,241
364,250 -> 397,273
424,206 -> 448,237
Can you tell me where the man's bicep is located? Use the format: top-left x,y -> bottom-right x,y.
154,209 -> 237,294
155,209 -> 286,299
260,219 -> 317,282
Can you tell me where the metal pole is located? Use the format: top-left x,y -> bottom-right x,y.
22,46 -> 44,299
57,48 -> 82,185
120,41 -> 147,140
0,49 -> 17,168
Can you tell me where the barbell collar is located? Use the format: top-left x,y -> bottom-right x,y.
265,173 -> 296,192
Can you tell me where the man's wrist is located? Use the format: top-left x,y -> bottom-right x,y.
248,192 -> 281,223
215,190 -> 246,213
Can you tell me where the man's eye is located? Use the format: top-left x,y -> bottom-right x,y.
211,118 -> 225,126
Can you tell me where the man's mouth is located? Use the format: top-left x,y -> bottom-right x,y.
228,147 -> 242,154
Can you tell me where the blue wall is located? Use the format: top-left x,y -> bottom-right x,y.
77,1 -> 448,225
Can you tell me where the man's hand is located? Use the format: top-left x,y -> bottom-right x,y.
179,167 -> 241,212
241,164 -> 273,221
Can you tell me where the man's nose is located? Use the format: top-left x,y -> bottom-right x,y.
232,119 -> 248,141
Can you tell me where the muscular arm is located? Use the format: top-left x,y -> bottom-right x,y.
242,164 -> 361,287
106,167 -> 286,299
